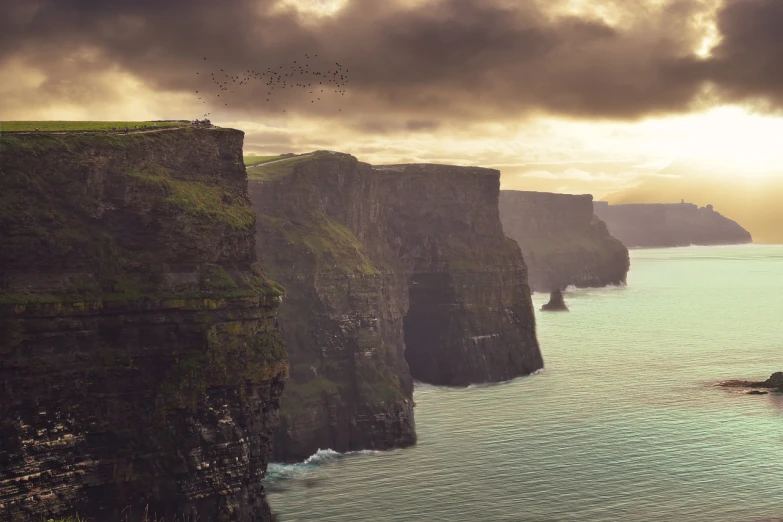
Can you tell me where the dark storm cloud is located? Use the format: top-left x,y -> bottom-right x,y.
2,0 -> 783,122
702,0 -> 783,109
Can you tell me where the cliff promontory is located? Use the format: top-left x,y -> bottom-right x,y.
593,201 -> 753,248
248,152 -> 542,462
499,191 -> 629,292
0,128 -> 286,521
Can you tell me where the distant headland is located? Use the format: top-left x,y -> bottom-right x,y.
593,200 -> 752,248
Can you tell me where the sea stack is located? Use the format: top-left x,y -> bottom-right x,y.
541,289 -> 569,312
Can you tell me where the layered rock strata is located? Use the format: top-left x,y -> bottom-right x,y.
0,128 -> 286,522
499,191 -> 629,292
248,152 -> 543,462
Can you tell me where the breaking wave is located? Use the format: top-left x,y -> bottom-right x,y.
265,448 -> 379,482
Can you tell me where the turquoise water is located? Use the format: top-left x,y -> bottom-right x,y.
266,245 -> 783,521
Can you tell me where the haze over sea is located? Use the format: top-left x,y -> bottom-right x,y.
265,244 -> 783,521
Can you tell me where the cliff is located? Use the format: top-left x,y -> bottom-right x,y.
0,128 -> 287,521
593,201 -> 753,248
499,191 -> 629,292
248,152 -> 542,462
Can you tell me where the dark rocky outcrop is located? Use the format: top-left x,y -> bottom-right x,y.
719,372 -> 783,394
764,372 -> 783,388
0,128 -> 287,521
248,152 -> 543,462
499,191 -> 629,292
593,201 -> 753,248
541,290 -> 569,312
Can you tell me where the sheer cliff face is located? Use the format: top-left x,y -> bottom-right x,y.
499,191 -> 629,292
0,129 -> 286,522
593,202 -> 753,248
376,164 -> 542,386
248,152 -> 542,461
248,153 -> 415,463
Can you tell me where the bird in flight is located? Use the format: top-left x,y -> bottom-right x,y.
195,53 -> 349,114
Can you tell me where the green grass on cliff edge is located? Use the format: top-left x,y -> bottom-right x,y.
246,152 -> 329,181
0,263 -> 283,307
243,154 -> 283,166
2,121 -> 188,132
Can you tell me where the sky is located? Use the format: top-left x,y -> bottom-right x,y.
2,0 -> 782,240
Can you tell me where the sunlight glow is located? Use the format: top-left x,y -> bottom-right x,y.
636,106 -> 783,179
273,0 -> 349,18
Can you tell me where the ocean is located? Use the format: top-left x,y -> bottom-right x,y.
265,244 -> 783,521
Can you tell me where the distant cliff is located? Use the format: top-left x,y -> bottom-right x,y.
593,201 -> 753,248
499,191 -> 629,292
248,152 -> 542,462
0,129 -> 286,521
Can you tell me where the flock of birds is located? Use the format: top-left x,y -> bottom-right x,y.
195,54 -> 349,119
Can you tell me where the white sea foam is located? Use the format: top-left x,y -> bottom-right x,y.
266,448 -> 380,482
303,448 -> 340,465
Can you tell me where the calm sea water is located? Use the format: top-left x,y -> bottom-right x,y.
265,244 -> 783,521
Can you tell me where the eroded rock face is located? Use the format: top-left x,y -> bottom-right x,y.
378,164 -> 542,387
248,152 -> 542,461
593,201 -> 753,248
0,129 -> 287,521
499,191 -> 629,292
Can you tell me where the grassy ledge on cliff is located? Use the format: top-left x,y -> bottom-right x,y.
243,154 -> 286,166
0,126 -> 287,522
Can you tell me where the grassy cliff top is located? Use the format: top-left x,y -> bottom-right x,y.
373,162 -> 499,176
243,154 -> 285,166
1,121 -> 190,132
246,153 -> 317,181
246,150 -> 356,181
0,126 -> 283,306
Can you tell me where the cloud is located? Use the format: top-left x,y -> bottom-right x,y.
0,0 -> 727,124
520,168 -> 629,182
4,0 -> 783,192
701,0 -> 783,111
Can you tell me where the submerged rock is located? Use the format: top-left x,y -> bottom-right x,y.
718,372 -> 783,393
541,289 -> 569,312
